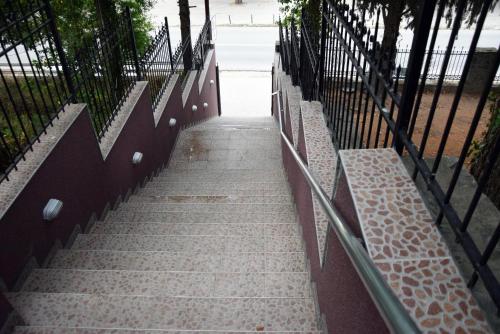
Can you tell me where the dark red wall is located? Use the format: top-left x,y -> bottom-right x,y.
0,50 -> 219,328
274,88 -> 389,334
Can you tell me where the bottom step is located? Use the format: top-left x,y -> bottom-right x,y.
15,327 -> 322,334
8,293 -> 318,331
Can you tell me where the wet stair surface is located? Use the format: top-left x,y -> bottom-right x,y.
7,117 -> 320,333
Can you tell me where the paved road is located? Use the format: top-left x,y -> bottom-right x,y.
169,26 -> 277,71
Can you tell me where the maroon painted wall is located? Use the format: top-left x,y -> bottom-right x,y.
274,87 -> 389,334
0,50 -> 219,328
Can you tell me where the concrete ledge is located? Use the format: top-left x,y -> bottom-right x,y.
99,82 -> 149,159
182,71 -> 198,107
198,49 -> 215,94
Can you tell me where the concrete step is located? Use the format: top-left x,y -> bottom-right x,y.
7,293 -> 319,331
14,327 -> 322,334
126,195 -> 292,204
22,269 -> 310,298
71,234 -> 304,253
104,210 -> 296,224
156,169 -> 286,182
168,160 -> 283,171
115,203 -> 294,213
138,181 -> 290,196
90,222 -> 298,237
49,250 -> 307,273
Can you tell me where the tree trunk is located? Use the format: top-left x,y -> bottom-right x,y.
380,1 -> 405,81
179,0 -> 193,71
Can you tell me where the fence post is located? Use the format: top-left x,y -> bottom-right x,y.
318,0 -> 327,99
204,0 -> 212,40
42,0 -> 76,102
394,0 -> 438,154
216,64 -> 222,116
125,7 -> 142,80
165,17 -> 174,71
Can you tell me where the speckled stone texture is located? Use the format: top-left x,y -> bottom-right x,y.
339,148 -> 492,333
8,117 -> 319,333
299,101 -> 337,266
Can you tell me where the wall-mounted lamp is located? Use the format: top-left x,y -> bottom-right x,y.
210,80 -> 214,85
132,152 -> 143,165
192,105 -> 198,112
203,102 -> 208,109
169,118 -> 177,127
43,199 -> 63,221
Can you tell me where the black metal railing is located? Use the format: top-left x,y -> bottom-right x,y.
192,19 -> 212,71
0,0 -> 73,182
281,0 -> 500,312
140,17 -> 176,110
72,9 -> 140,139
0,0 -> 187,183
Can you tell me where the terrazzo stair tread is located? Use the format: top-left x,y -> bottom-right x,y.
14,326 -> 323,334
22,269 -> 311,298
90,222 -> 298,237
154,175 -> 287,183
167,161 -> 283,171
104,210 -> 296,224
125,195 -> 292,204
49,250 -> 307,273
7,292 -> 319,331
115,203 -> 295,213
156,169 -> 286,180
138,186 -> 290,197
71,234 -> 304,253
339,148 -> 492,333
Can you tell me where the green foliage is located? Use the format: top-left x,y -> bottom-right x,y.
278,0 -> 307,26
0,0 -> 155,60
469,94 -> 500,164
51,0 -> 155,57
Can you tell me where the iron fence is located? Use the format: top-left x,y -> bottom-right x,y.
280,0 -> 500,312
72,8 -> 140,140
0,0 -> 73,183
0,0 -> 192,183
140,17 -> 176,110
396,46 -> 500,82
192,19 -> 212,71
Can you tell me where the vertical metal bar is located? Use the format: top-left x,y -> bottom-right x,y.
165,17 -> 174,71
216,63 -> 222,116
393,0 -> 438,154
42,0 -> 76,101
408,0 -> 446,141
204,0 -> 212,40
318,0 -> 328,99
125,7 -> 142,80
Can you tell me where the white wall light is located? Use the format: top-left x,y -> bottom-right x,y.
43,199 -> 63,221
203,102 -> 208,109
132,152 -> 143,165
169,118 -> 177,127
192,105 -> 198,112
210,79 -> 214,85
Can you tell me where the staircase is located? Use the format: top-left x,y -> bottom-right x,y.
6,117 -> 320,333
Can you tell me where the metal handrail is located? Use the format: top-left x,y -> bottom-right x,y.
271,90 -> 420,334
